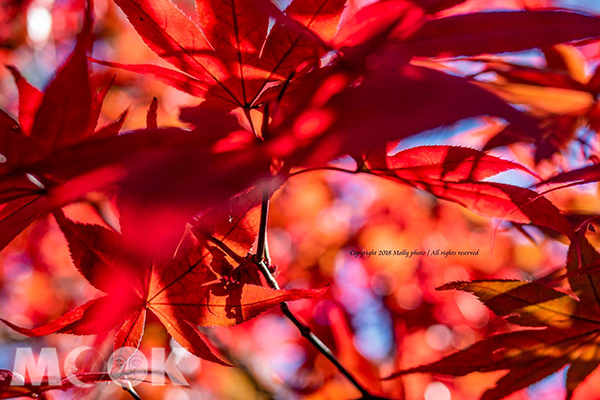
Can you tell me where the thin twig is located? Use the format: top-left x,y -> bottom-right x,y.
122,382 -> 143,400
255,189 -> 371,397
205,234 -> 246,264
256,188 -> 270,264
200,327 -> 277,399
287,165 -> 357,178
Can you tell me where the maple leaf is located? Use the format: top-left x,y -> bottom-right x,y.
5,66 -> 43,137
100,0 -> 345,110
386,234 -> 600,400
476,59 -> 589,92
115,126 -> 272,259
331,0 -> 425,49
356,145 -> 573,236
473,65 -> 592,163
1,212 -> 322,364
369,145 -> 537,182
469,47 -> 597,163
267,62 -> 540,167
193,186 -> 263,260
537,163 -> 600,190
405,10 -> 600,58
407,182 -> 574,236
480,78 -> 594,117
94,2 -> 600,173
0,2 -> 130,252
100,0 -> 546,173
0,66 -> 272,260
2,95 -> 275,262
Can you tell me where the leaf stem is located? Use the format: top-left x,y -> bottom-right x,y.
287,165 -> 357,178
255,189 -> 371,397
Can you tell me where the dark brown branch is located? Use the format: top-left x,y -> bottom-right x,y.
255,187 -> 270,264
255,189 -> 372,398
200,327 -> 277,399
205,234 -> 246,264
122,383 -> 143,400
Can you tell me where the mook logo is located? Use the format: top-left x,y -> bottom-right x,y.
10,347 -> 191,387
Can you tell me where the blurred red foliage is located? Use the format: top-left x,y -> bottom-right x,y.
2,0 -> 600,399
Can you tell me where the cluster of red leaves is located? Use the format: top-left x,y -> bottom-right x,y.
388,235 -> 600,400
4,0 -> 600,398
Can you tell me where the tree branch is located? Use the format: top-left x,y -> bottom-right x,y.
122,382 -> 143,400
256,188 -> 270,264
200,327 -> 278,399
287,165 -> 357,178
254,187 -> 372,398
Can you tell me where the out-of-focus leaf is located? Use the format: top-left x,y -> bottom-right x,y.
479,80 -> 594,116
406,11 -> 600,58
387,237 -> 600,400
272,64 -> 538,166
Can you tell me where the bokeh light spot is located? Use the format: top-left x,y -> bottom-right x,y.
27,6 -> 52,43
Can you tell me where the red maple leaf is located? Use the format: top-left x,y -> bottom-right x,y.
0,3 -> 128,252
1,211 -> 323,364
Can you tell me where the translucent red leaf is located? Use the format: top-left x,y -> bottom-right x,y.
195,0 -> 270,106
0,124 -> 225,254
114,308 -> 146,351
3,219 -> 323,365
387,301 -> 600,399
117,136 -> 271,259
28,3 -> 95,154
408,181 -> 573,236
111,0 -> 214,83
387,239 -> 600,399
91,59 -> 209,97
333,0 -> 425,48
111,0 -> 346,108
257,0 -> 346,94
1,296 -> 131,337
276,64 -> 538,167
567,235 -> 600,307
146,236 -> 324,328
150,313 -> 228,365
53,211 -> 124,293
6,66 -> 43,137
438,280 -> 598,328
406,11 -> 600,58
376,145 -> 536,182
93,109 -> 129,139
538,163 -> 600,187
193,187 -> 262,258
284,0 -> 346,42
